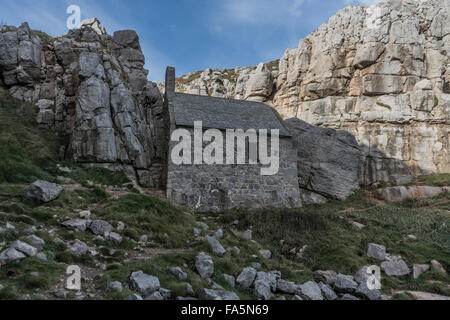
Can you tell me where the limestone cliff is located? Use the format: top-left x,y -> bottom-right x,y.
0,20 -> 166,188
174,0 -> 450,185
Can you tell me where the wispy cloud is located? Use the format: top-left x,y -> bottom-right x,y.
217,0 -> 310,27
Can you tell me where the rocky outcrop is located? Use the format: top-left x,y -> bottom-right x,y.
0,21 -> 166,188
173,0 -> 450,185
285,118 -> 362,200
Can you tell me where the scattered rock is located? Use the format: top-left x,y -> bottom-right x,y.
242,230 -> 252,240
26,180 -> 62,203
199,289 -> 240,301
381,260 -> 411,277
251,262 -> 262,270
291,295 -> 303,300
355,282 -> 381,300
205,236 -> 226,256
333,274 -> 358,293
314,270 -> 338,286
413,264 -> 430,279
11,240 -> 37,257
0,248 -> 26,266
430,260 -> 446,274
105,232 -> 123,245
186,283 -> 195,296
406,235 -> 417,241
354,266 -> 371,285
159,288 -> 172,300
117,221 -> 125,231
108,281 -> 123,292
319,282 -> 337,300
5,222 -> 15,230
259,250 -> 272,259
25,235 -> 45,251
195,252 -> 214,279
223,274 -> 236,287
128,294 -> 143,301
254,279 -> 273,300
79,210 -> 91,219
349,221 -> 365,229
193,228 -> 202,237
130,271 -> 160,295
367,243 -> 387,261
341,294 -> 360,300
297,281 -> 323,300
197,222 -> 209,231
145,292 -> 164,300
89,220 -> 113,236
36,252 -> 47,261
170,267 -> 188,280
62,219 -> 87,232
69,240 -> 89,256
139,235 -> 148,243
237,267 -> 257,288
214,229 -> 223,239
24,226 -> 37,235
276,279 -> 297,294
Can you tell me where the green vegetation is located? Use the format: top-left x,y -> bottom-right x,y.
0,87 -> 64,184
410,174 -> 450,187
94,194 -> 197,247
376,101 -> 392,110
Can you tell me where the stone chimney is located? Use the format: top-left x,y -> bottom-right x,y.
165,66 -> 175,98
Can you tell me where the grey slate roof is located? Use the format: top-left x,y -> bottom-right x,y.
171,93 -> 291,137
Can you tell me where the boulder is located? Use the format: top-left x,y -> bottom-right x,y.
333,274 -> 358,293
104,232 -> 123,245
26,181 -> 62,203
318,282 -> 337,300
341,294 -> 360,300
199,289 -> 240,301
0,248 -> 26,266
413,264 -> 430,279
89,220 -> 113,236
130,271 -> 160,295
355,282 -> 381,300
195,252 -> 214,279
205,236 -> 226,257
214,229 -> 223,239
259,250 -> 272,259
69,240 -> 89,256
145,292 -> 164,300
62,219 -> 87,232
297,281 -> 323,300
367,243 -> 387,261
285,118 -> 361,200
108,281 -> 123,292
381,260 -> 411,277
276,279 -> 297,294
236,267 -> 257,289
170,267 -> 188,280
430,260 -> 446,274
254,280 -> 273,300
223,274 -> 236,288
11,240 -> 37,257
314,270 -> 338,286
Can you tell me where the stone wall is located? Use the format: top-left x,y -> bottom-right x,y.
166,129 -> 302,212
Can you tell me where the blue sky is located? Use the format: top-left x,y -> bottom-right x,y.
0,0 -> 383,82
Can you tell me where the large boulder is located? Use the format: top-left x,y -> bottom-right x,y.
285,118 -> 362,201
237,267 -> 257,289
26,181 -> 62,203
130,271 -> 160,295
195,253 -> 214,279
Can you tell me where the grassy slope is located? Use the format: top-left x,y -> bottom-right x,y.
0,87 -> 448,300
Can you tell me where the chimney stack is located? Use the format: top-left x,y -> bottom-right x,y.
165,66 -> 175,98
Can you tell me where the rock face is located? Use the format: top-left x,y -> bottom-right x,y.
0,20 -> 166,188
285,118 -> 362,200
376,186 -> 449,202
173,0 -> 450,184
